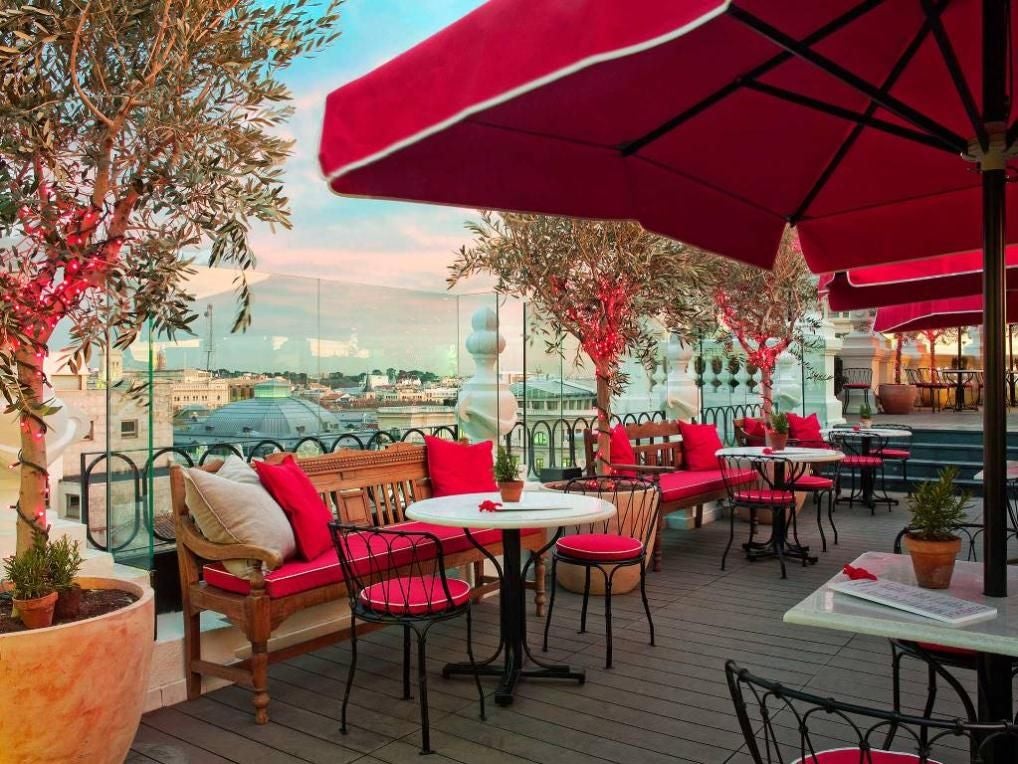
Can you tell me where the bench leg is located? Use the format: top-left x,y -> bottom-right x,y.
653,513 -> 664,572
184,608 -> 202,700
694,504 -> 704,529
251,639 -> 269,725
533,552 -> 546,618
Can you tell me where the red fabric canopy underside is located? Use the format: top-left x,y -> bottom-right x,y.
320,0 -> 1018,273
873,293 -> 1018,333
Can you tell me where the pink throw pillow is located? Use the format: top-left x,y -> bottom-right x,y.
424,436 -> 498,496
608,425 -> 637,477
677,421 -> 723,471
253,455 -> 334,561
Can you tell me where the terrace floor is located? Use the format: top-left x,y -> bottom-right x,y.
130,499 -> 999,764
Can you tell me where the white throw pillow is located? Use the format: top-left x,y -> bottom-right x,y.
217,454 -> 262,486
183,465 -> 297,577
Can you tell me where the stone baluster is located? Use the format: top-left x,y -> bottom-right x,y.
456,307 -> 519,457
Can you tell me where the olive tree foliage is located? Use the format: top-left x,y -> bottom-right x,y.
0,0 -> 341,551
448,212 -> 712,472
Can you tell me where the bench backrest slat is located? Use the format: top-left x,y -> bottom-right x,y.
583,421 -> 685,475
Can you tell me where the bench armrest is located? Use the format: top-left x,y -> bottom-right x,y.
175,517 -> 284,570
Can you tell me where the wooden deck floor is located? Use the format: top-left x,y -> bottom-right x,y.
131,500 -> 996,764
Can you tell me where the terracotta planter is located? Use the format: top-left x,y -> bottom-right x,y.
860,418 -> 873,428
0,576 -> 154,764
765,430 -> 788,450
54,584 -> 82,620
906,535 -> 962,589
498,480 -> 524,503
878,383 -> 917,415
12,591 -> 58,630
544,482 -> 657,595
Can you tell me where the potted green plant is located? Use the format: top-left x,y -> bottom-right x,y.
48,536 -> 84,620
905,467 -> 968,589
495,446 -> 524,502
766,410 -> 789,450
2,534 -> 57,629
878,333 -> 918,414
858,402 -> 874,428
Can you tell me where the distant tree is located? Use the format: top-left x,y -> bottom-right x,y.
385,367 -> 397,381
450,212 -> 703,472
0,1 -> 341,552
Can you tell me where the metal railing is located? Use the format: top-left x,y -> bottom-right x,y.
696,403 -> 762,446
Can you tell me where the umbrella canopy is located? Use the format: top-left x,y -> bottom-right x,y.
874,293 -> 1018,333
322,0 -> 1018,274
827,248 -> 1018,310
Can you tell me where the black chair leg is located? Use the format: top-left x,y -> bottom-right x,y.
542,557 -> 559,652
465,607 -> 485,721
827,491 -> 838,545
603,569 -> 613,669
341,614 -> 358,735
722,503 -> 736,570
884,644 -> 905,749
815,493 -> 827,553
639,564 -> 655,647
579,566 -> 591,634
402,624 -> 412,700
417,628 -> 432,755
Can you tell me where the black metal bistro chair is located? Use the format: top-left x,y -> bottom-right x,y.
874,423 -> 914,496
720,454 -> 806,579
787,447 -> 842,553
329,523 -> 485,755
542,476 -> 660,669
841,367 -> 874,414
829,429 -> 897,513
726,659 -> 1018,763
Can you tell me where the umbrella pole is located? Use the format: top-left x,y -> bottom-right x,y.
979,1 -> 1011,754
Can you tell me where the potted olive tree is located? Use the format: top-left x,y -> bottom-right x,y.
766,410 -> 789,450
2,535 -> 57,629
49,536 -> 84,620
494,447 -> 524,502
858,402 -> 874,428
878,333 -> 918,414
905,467 -> 968,589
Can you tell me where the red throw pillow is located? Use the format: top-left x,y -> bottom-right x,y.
424,435 -> 498,496
742,418 -> 766,439
677,421 -> 723,471
253,455 -> 334,561
608,425 -> 637,477
787,412 -> 823,444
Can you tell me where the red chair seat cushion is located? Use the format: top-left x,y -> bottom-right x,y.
842,383 -> 871,389
659,468 -> 754,503
677,420 -> 723,471
359,575 -> 471,615
877,448 -> 911,459
734,488 -> 795,504
253,455 -> 335,560
555,533 -> 643,562
792,750 -> 938,763
916,641 -> 977,657
609,424 -> 638,477
424,435 -> 498,496
790,474 -> 834,491
843,455 -> 883,468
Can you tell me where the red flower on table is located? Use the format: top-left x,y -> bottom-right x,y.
842,564 -> 877,581
479,500 -> 502,512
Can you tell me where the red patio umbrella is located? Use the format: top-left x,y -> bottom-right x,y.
874,293 -> 1018,333
320,1 -> 1018,735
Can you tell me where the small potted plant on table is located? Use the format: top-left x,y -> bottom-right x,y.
859,402 -> 874,429
49,536 -> 84,620
495,446 -> 524,502
905,467 -> 967,589
766,411 -> 789,450
3,535 -> 58,629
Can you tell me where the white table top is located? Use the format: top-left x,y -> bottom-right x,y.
974,461 -> 1018,481
824,427 -> 912,439
784,551 -> 1018,657
716,446 -> 844,464
405,491 -> 616,529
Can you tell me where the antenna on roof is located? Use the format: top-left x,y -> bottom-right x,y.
204,304 -> 215,372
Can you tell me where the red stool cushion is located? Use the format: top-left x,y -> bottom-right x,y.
556,533 -> 643,562
842,455 -> 883,468
734,488 -> 795,504
359,575 -> 471,615
877,448 -> 911,459
791,474 -> 834,491
792,750 -> 938,763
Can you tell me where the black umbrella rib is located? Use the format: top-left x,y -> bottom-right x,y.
618,0 -> 887,157
741,80 -> 955,153
729,5 -> 968,154
789,3 -> 944,224
920,0 -> 988,150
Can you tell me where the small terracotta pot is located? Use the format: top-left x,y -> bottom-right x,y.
498,481 -> 524,503
765,430 -> 788,450
878,383 -> 917,415
906,535 -> 962,589
13,591 -> 58,629
55,585 -> 83,620
860,418 -> 873,428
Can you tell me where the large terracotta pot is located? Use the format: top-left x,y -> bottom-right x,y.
906,535 -> 962,589
544,482 -> 657,595
878,383 -> 917,415
0,577 -> 154,764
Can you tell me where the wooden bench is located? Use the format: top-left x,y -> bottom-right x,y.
583,422 -> 730,570
171,443 -> 547,724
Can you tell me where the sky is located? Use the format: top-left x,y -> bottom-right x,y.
248,0 -> 489,294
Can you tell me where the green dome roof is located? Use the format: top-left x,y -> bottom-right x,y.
200,392 -> 340,438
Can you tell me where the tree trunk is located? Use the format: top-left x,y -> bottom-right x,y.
595,362 -> 612,475
15,347 -> 49,553
760,365 -> 775,419
894,335 -> 904,384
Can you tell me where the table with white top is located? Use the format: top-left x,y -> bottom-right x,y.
824,427 -> 912,508
716,446 -> 844,568
785,551 -> 1018,754
938,368 -> 982,411
405,490 -> 615,705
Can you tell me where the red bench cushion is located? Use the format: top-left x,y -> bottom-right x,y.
556,534 -> 643,561
424,435 -> 498,496
659,468 -> 753,503
359,576 -> 471,615
253,455 -> 334,560
792,750 -> 937,763
678,421 -> 723,471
